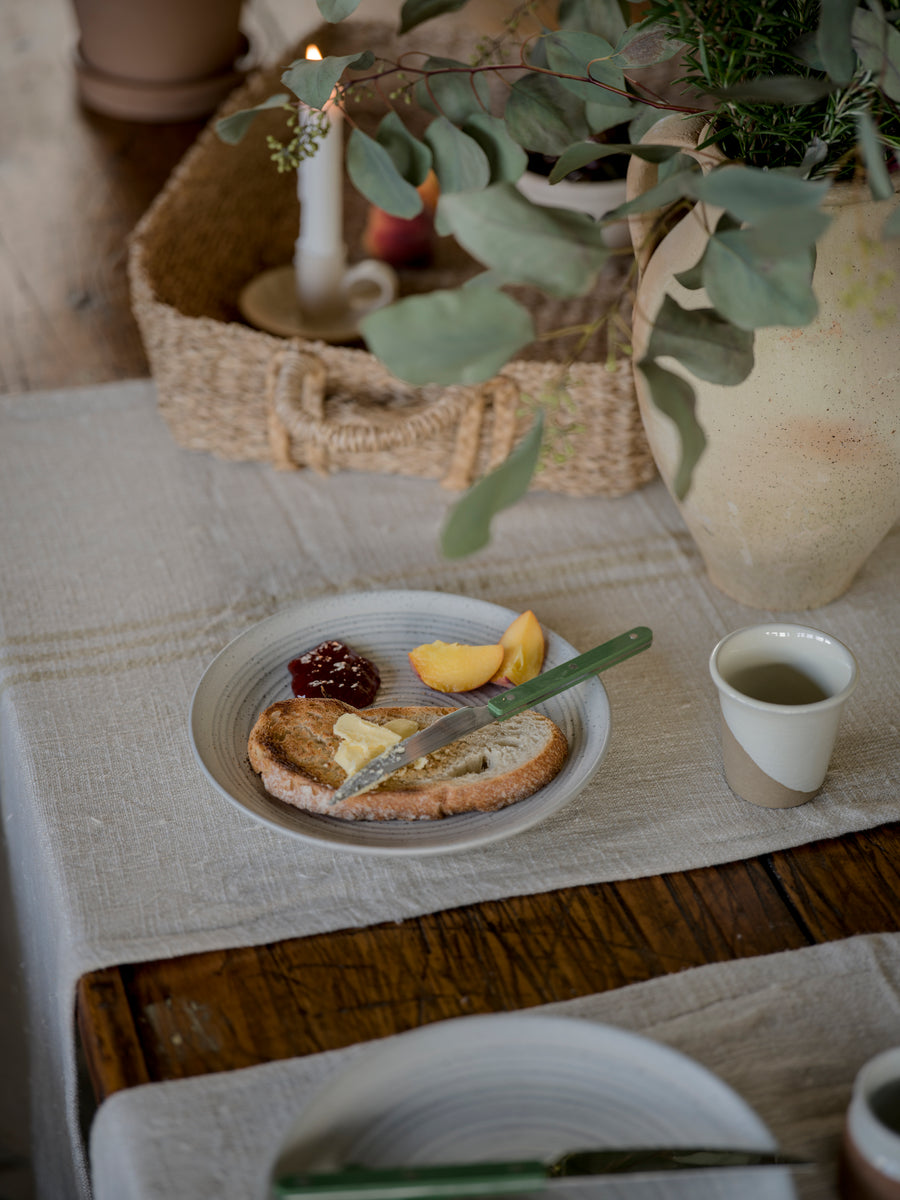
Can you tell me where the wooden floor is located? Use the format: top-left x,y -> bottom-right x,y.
4,0 -> 899,1105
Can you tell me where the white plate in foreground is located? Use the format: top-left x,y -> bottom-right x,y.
190,589 -> 611,856
272,1012 -> 795,1200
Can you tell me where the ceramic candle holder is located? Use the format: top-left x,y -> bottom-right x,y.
709,623 -> 858,808
841,1048 -> 900,1199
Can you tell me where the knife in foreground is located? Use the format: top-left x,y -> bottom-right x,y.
274,1148 -> 812,1198
328,626 -> 652,805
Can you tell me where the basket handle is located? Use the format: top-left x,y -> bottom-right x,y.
266,339 -> 523,486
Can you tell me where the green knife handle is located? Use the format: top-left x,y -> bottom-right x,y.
275,1161 -> 548,1199
486,626 -> 652,721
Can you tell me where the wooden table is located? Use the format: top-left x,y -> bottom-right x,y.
6,0 -> 899,1109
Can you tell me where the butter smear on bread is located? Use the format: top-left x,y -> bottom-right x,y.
333,712 -> 420,778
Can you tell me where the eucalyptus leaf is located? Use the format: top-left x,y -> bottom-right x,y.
724,205 -> 832,256
628,101 -> 666,142
462,268 -> 515,289
816,0 -> 858,84
360,288 -> 535,385
693,165 -> 831,222
346,129 -> 424,218
414,56 -> 492,124
543,30 -> 625,102
645,294 -> 755,385
636,360 -> 706,500
856,110 -> 895,200
605,158 -> 701,219
376,111 -> 432,186
852,7 -> 900,101
441,412 -> 545,557
215,94 -> 289,144
559,0 -> 626,42
504,73 -> 592,156
399,0 -> 471,34
703,232 -> 817,329
316,0 -> 364,18
792,30 -> 824,73
799,136 -> 829,175
461,112 -> 528,183
674,259 -> 705,290
615,23 -> 685,66
424,116 -> 491,198
586,96 -> 636,134
706,76 -> 836,104
282,51 -> 374,109
439,183 -> 610,297
549,140 -> 680,183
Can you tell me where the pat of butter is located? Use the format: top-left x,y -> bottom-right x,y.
385,718 -> 418,738
332,713 -> 419,778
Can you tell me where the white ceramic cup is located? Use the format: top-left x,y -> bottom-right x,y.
840,1048 -> 900,1199
709,622 -> 858,808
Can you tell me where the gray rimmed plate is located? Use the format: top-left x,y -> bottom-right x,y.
272,1012 -> 795,1200
189,589 -> 611,856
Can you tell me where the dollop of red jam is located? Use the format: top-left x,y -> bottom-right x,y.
288,640 -> 380,707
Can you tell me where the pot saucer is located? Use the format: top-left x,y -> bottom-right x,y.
73,35 -> 255,122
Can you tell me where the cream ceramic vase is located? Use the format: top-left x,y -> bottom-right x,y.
627,114 -> 900,610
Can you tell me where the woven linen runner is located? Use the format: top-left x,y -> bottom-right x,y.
88,932 -> 900,1200
1,381 -> 898,1198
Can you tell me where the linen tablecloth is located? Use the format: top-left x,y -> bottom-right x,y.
1,381 -> 898,1198
89,931 -> 900,1200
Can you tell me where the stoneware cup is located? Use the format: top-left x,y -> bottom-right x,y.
840,1047 -> 900,1199
709,622 -> 858,808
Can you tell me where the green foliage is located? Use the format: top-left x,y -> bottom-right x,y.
645,0 -> 900,174
360,288 -> 535,385
345,129 -> 424,217
316,0 -> 365,20
375,111 -> 433,186
282,51 -> 374,110
215,94 -> 291,145
217,0 -> 900,556
440,411 -> 545,557
438,183 -> 611,295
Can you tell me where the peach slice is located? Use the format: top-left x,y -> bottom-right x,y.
409,640 -> 503,693
491,610 -> 545,686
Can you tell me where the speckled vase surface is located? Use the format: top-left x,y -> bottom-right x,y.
627,115 -> 900,610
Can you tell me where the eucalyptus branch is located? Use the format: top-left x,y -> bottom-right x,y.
346,55 -> 703,115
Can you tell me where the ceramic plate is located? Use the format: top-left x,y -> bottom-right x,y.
272,1012 -> 795,1200
189,589 -> 611,855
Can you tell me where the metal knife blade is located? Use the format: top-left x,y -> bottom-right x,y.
328,626 -> 652,805
273,1148 -> 811,1198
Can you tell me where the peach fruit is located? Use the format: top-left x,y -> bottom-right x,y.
409,640 -> 503,693
362,170 -> 440,267
491,609 -> 545,686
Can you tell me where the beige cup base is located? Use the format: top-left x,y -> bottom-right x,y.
840,1126 -> 900,1199
721,719 -> 820,809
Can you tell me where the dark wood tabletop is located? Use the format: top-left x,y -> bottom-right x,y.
7,0 -> 900,1108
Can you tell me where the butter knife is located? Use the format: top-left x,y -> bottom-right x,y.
328,626 -> 652,804
273,1147 -> 811,1198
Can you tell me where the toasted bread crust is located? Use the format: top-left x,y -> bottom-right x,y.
248,698 -> 568,821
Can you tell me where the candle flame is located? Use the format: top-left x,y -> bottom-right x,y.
306,44 -> 322,60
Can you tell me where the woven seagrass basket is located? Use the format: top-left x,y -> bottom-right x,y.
128,21 -> 655,497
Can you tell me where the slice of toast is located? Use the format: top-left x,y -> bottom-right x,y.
248,698 -> 568,821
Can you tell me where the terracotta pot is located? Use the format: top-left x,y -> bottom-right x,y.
72,0 -> 250,122
627,114 -> 900,610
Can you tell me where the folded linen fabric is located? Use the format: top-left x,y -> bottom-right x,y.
89,932 -> 900,1200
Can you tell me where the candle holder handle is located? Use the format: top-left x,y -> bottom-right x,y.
340,258 -> 397,319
